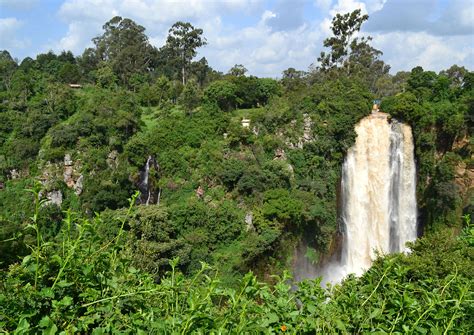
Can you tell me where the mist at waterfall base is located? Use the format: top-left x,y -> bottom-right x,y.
294,113 -> 418,285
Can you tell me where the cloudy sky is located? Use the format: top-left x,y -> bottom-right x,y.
1,0 -> 473,77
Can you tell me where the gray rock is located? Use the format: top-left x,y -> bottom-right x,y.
64,154 -> 73,166
74,174 -> 84,195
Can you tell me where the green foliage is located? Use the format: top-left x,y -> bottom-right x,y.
203,79 -> 240,111
382,66 -> 472,229
203,77 -> 281,111
0,193 -> 471,333
95,62 -> 118,89
262,188 -> 303,224
178,79 -> 201,110
317,9 -> 389,92
0,12 -> 472,334
163,21 -> 207,85
92,16 -> 156,86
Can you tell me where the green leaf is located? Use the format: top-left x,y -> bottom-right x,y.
267,313 -> 279,324
56,280 -> 74,288
15,318 -> 30,333
21,255 -> 32,265
369,308 -> 382,319
39,316 -> 51,328
91,328 -> 105,335
306,304 -> 317,314
39,316 -> 58,335
40,288 -> 54,299
335,319 -> 347,332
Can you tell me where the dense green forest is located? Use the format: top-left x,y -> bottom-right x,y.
0,10 -> 472,333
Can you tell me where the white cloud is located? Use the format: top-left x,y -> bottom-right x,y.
0,17 -> 22,31
330,0 -> 367,15
40,0 -> 473,76
372,31 -> 474,72
53,0 -> 265,55
0,17 -> 30,50
315,0 -> 333,10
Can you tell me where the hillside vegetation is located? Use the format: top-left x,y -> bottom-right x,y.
0,10 -> 472,333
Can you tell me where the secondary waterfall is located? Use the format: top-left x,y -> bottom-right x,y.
138,155 -> 159,205
296,112 -> 417,284
339,112 -> 417,278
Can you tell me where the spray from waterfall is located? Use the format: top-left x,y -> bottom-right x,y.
294,112 -> 417,284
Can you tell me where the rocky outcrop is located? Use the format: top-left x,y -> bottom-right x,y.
245,212 -> 254,231
74,174 -> 84,195
454,161 -> 473,204
282,113 -> 314,149
452,135 -> 473,210
63,154 -> 83,193
46,190 -> 63,207
106,150 -> 119,169
10,169 -> 20,179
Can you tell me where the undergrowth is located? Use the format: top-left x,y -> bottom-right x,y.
0,190 -> 472,334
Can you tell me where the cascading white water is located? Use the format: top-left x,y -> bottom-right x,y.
297,112 -> 418,285
338,112 -> 417,278
139,156 -> 153,205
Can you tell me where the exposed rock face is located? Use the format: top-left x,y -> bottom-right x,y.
64,154 -> 75,187
245,212 -> 254,231
106,150 -> 119,169
46,190 -> 63,206
274,148 -> 287,160
283,113 -> 313,149
63,154 -> 82,191
10,169 -> 20,179
454,161 -> 474,203
302,113 -> 312,142
74,174 -> 84,195
452,135 -> 473,209
64,153 -> 73,166
39,190 -> 63,207
64,166 -> 74,187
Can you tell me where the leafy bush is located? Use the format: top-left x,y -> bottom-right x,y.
1,193 -> 472,333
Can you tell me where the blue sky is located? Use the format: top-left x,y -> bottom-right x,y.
1,0 -> 473,77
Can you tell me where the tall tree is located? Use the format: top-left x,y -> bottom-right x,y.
317,9 -> 389,92
92,16 -> 155,86
318,9 -> 368,70
227,64 -> 247,77
191,57 -> 212,87
0,50 -> 18,91
164,22 -> 207,85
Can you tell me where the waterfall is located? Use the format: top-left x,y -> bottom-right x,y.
339,112 -> 417,279
138,155 -> 158,205
295,112 -> 417,284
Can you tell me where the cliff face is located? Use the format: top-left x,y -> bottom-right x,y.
63,154 -> 83,195
453,135 -> 474,214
